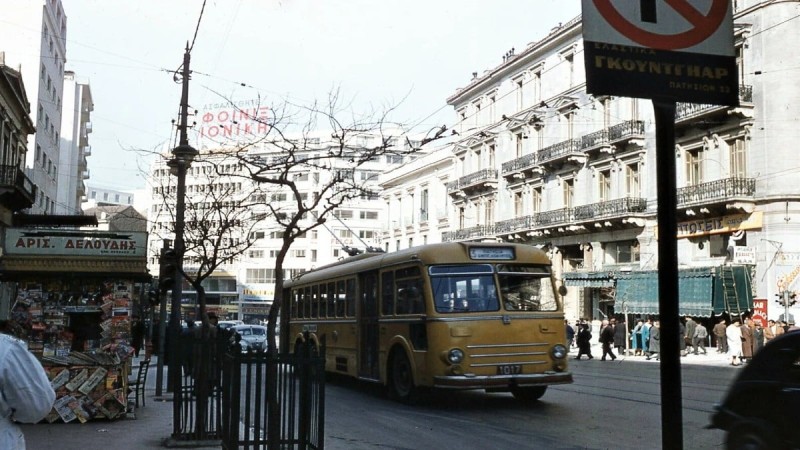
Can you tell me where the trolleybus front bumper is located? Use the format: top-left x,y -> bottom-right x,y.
433,371 -> 573,390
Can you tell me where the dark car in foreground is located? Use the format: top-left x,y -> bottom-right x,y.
709,330 -> 800,450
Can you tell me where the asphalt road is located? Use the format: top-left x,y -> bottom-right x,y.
321,358 -> 738,450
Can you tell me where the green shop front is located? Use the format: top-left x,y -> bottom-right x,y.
0,228 -> 150,422
564,266 -> 754,318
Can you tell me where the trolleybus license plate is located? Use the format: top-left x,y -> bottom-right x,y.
497,364 -> 522,375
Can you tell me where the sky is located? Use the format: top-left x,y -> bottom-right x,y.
62,0 -> 583,190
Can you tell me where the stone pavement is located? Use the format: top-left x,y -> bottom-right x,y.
22,344 -> 739,449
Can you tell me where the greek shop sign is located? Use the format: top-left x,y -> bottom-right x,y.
582,0 -> 738,105
670,211 -> 763,238
5,229 -> 147,257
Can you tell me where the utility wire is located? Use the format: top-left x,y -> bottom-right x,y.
189,0 -> 208,53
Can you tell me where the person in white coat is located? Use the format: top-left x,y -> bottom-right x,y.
0,333 -> 55,449
726,318 -> 744,366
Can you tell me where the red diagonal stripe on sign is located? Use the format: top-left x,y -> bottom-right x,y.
666,0 -> 708,27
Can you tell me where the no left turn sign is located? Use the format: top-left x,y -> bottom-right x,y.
593,0 -> 730,50
582,0 -> 738,105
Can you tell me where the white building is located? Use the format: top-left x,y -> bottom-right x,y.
0,0 -> 68,214
432,1 -> 800,324
58,71 -> 92,214
379,146 -> 455,250
147,132 -> 410,321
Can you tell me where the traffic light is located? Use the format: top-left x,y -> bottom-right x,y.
775,290 -> 798,307
158,249 -> 177,292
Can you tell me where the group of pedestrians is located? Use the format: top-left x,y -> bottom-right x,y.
713,316 -> 789,366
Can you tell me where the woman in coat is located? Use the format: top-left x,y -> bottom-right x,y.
740,318 -> 754,362
646,320 -> 660,361
631,320 -> 644,356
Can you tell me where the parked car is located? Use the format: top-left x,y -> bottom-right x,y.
218,320 -> 244,331
708,330 -> 800,450
231,324 -> 268,353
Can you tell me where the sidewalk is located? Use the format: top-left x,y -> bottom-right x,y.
22,356 -> 222,450
572,340 -> 736,366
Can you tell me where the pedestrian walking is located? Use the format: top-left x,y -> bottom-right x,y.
631,320 -> 644,356
765,319 -> 783,344
646,320 -> 660,361
726,318 -> 743,366
600,319 -> 617,361
740,318 -> 753,363
131,315 -> 145,358
692,321 -> 708,355
574,322 -> 593,360
683,316 -> 697,356
642,319 -> 652,357
565,320 -> 575,350
713,318 -> 727,353
0,329 -> 56,449
753,321 -> 764,354
613,318 -> 626,356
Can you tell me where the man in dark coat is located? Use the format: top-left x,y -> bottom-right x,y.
646,320 -> 661,361
613,318 -> 627,356
683,316 -> 697,356
600,319 -> 617,361
574,321 -> 593,360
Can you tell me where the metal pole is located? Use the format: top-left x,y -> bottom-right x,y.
169,44 -> 198,436
653,100 -> 683,450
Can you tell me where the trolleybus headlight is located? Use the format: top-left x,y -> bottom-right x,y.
447,348 -> 465,364
551,344 -> 567,360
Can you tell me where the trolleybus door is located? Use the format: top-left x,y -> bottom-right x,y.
358,270 -> 380,379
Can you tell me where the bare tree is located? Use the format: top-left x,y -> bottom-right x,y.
150,153 -> 265,329
207,90 -> 449,353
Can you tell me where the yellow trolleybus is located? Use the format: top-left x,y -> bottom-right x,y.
279,242 -> 572,402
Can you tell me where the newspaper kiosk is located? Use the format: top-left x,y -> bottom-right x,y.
1,228 -> 149,422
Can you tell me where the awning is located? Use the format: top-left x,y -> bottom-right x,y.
562,271 -> 616,288
712,265 -> 754,314
615,268 -> 717,316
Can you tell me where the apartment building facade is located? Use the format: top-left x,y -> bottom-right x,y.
0,0 -> 68,214
58,71 -> 92,214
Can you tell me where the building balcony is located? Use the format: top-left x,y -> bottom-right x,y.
82,169 -> 90,180
501,152 -> 539,180
676,177 -> 756,214
82,145 -> 92,156
573,197 -> 649,228
441,224 -> 495,242
580,120 -> 645,155
0,165 -> 36,211
675,85 -> 753,123
536,139 -> 584,169
446,169 -> 498,196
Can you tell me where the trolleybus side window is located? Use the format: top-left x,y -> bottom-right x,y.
497,265 -> 557,312
326,282 -> 336,318
291,289 -> 299,318
346,278 -> 356,317
381,271 -> 394,316
311,284 -> 319,318
395,266 -> 424,315
336,280 -> 346,317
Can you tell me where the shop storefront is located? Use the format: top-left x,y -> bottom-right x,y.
1,228 -> 149,423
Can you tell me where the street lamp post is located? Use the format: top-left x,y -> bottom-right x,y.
168,45 -> 198,436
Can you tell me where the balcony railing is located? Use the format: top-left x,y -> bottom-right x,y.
537,139 -> 582,166
580,120 -> 645,152
446,169 -> 498,193
533,207 -> 573,227
676,85 -> 753,121
573,197 -> 648,221
441,224 -> 495,242
0,165 -> 36,210
676,177 -> 756,207
501,152 -> 537,176
494,215 -> 534,234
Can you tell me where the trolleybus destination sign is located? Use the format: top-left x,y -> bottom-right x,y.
582,0 -> 739,106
